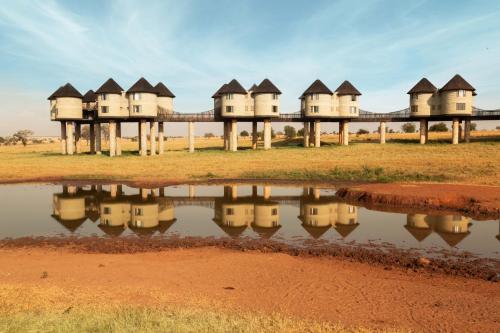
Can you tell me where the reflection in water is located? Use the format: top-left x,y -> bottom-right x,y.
45,183 -> 499,255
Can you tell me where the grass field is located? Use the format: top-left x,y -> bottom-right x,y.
1,131 -> 499,185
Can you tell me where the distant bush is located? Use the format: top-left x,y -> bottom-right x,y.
429,122 -> 448,132
470,123 -> 477,131
401,123 -> 416,133
204,132 -> 215,138
239,130 -> 249,137
356,129 -> 369,135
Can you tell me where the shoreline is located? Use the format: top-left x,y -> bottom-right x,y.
1,236 -> 498,281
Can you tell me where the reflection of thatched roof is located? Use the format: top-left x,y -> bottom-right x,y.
334,223 -> 359,238
98,224 -> 126,236
436,231 -> 470,247
87,210 -> 100,222
217,225 -> 247,238
301,224 -> 331,239
128,225 -> 158,237
157,219 -> 177,234
404,225 -> 433,242
51,215 -> 87,233
251,224 -> 281,239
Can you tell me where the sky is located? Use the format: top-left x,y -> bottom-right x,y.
1,0 -> 500,136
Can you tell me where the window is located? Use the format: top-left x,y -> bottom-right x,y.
431,105 -> 435,111
351,95 -> 357,102
452,224 -> 461,233
309,207 -> 318,215
456,103 -> 466,111
133,93 -> 141,100
349,218 -> 356,224
134,208 -> 143,216
135,220 -> 143,227
226,106 -> 233,113
102,218 -> 109,225
457,90 -> 466,97
272,93 -> 278,100
226,208 -> 234,215
101,106 -> 109,113
101,93 -> 107,101
271,208 -> 278,216
272,105 -> 278,113
350,106 -> 357,114
412,94 -> 418,100
348,206 -> 355,213
411,105 -> 418,113
103,207 -> 111,214
133,105 -> 141,113
226,93 -> 233,100
272,221 -> 278,227
310,106 -> 319,113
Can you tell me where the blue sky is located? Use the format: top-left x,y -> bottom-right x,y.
1,0 -> 500,135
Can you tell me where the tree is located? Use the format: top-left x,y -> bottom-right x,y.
297,128 -> 304,137
204,132 -> 215,138
470,123 -> 477,131
401,123 -> 416,133
13,130 -> 34,146
283,125 -> 297,139
240,130 -> 249,137
429,122 -> 448,132
100,124 -> 110,141
81,125 -> 90,141
356,128 -> 369,135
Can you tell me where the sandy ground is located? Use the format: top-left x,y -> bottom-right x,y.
0,247 -> 498,333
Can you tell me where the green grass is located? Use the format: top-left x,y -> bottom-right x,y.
0,307 -> 410,333
241,166 -> 448,183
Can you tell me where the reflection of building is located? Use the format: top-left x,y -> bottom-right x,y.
52,185 -> 177,236
298,188 -> 359,239
404,214 -> 471,247
427,215 -> 471,247
405,214 -> 432,242
52,186 -> 87,232
213,186 -> 281,238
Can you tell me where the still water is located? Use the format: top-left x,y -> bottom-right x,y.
0,183 -> 498,259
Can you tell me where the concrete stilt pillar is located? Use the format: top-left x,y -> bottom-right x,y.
458,121 -> 463,143
74,123 -> 81,154
116,122 -> 122,156
150,121 -> 157,156
110,184 -> 117,198
451,118 -> 459,145
303,122 -> 309,148
158,122 -> 165,155
252,121 -> 258,150
314,120 -> 321,148
309,122 -> 315,147
95,123 -> 102,155
419,119 -> 427,144
339,121 -> 343,145
66,122 -> 74,155
109,121 -> 116,157
380,121 -> 386,144
230,185 -> 238,199
263,119 -> 271,150
89,123 -> 95,154
189,185 -> 195,198
342,121 -> 349,146
230,120 -> 238,152
140,120 -> 147,156
188,121 -> 195,153
263,186 -> 271,200
138,122 -> 142,153
464,119 -> 471,143
60,121 -> 67,155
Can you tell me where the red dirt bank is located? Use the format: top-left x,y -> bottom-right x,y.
336,183 -> 500,218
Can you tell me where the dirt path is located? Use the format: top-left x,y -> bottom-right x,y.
0,247 -> 498,332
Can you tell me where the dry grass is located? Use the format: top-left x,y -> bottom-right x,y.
0,286 -> 409,333
0,131 -> 499,185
